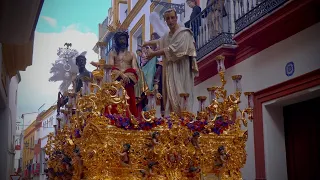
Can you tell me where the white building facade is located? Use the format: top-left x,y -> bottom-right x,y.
194,22 -> 320,180
9,74 -> 22,173
39,106 -> 57,180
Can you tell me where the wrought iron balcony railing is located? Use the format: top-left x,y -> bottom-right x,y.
185,1 -> 235,61
234,0 -> 288,34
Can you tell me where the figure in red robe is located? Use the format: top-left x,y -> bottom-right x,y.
106,30 -> 139,117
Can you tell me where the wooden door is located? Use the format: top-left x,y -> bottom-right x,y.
283,97 -> 320,180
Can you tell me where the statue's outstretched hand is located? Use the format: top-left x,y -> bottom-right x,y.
90,61 -> 98,67
156,93 -> 162,99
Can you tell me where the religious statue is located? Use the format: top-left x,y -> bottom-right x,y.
119,143 -> 131,166
74,54 -> 92,93
183,160 -> 201,180
214,146 -> 229,170
146,131 -> 160,152
140,157 -> 159,179
57,91 -> 69,115
185,131 -> 200,149
72,147 -> 84,179
135,49 -> 149,113
143,8 -> 199,115
107,30 -> 139,117
140,45 -> 157,92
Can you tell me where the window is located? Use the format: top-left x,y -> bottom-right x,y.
125,9 -> 128,17
136,34 -> 143,49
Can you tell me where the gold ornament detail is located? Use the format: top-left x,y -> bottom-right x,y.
44,55 -> 254,180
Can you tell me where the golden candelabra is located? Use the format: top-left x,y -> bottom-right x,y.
44,55 -> 254,180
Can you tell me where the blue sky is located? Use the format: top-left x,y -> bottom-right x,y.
37,0 -> 111,35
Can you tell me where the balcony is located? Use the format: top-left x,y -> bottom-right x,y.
185,1 -> 236,61
234,0 -> 289,34
185,0 -> 292,61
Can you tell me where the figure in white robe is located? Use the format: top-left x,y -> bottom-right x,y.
144,9 -> 199,115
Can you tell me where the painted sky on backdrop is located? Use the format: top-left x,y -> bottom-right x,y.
37,0 -> 111,35
17,0 -> 111,122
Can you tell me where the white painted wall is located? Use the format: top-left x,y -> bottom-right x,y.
119,3 -> 128,23
127,0 -> 152,51
0,74 -> 20,179
262,104 -> 287,180
8,75 -> 21,172
40,110 -> 56,142
39,109 -> 56,180
193,22 -> 320,179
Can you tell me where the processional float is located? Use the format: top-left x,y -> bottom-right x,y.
45,41 -> 254,180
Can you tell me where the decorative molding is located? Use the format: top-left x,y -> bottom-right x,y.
113,0 -> 119,26
118,0 -> 127,4
121,0 -> 147,30
128,0 -> 131,14
253,69 -> 320,180
129,15 -> 146,52
150,3 -> 154,39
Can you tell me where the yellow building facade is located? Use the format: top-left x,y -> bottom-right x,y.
23,120 -> 36,169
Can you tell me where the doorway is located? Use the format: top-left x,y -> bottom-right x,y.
283,97 -> 320,180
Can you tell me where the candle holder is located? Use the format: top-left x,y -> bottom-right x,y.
146,90 -> 156,110
197,96 -> 208,120
207,86 -> 218,103
215,55 -> 225,72
141,91 -> 156,122
197,96 -> 207,112
207,55 -> 253,129
180,93 -> 189,112
244,92 -> 254,120
232,75 -> 242,94
179,93 -> 194,119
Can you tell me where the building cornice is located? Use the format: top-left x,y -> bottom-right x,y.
128,0 -> 131,14
121,0 -> 147,30
118,0 -> 127,4
38,105 -> 56,122
129,15 -> 146,52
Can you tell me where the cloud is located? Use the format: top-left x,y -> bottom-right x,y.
62,24 -> 80,31
17,25 -> 98,119
41,16 -> 58,27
